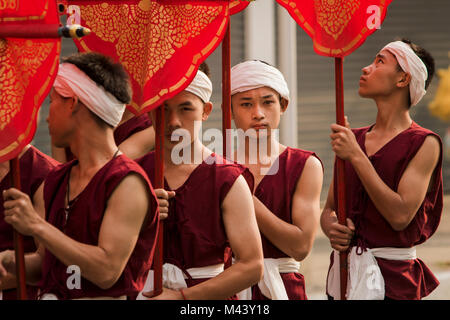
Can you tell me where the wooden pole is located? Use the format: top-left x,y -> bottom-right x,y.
334,57 -> 348,300
222,21 -> 231,159
9,157 -> 27,300
153,106 -> 165,296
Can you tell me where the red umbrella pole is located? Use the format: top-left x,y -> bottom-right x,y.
222,21 -> 232,159
335,57 -> 348,300
9,157 -> 27,300
153,106 -> 165,296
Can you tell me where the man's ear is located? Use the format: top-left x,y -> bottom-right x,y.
70,96 -> 80,114
280,98 -> 289,113
397,72 -> 412,88
202,102 -> 213,120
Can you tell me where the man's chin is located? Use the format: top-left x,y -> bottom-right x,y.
358,89 -> 371,98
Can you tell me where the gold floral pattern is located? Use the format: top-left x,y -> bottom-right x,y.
79,1 -> 223,88
314,0 -> 360,40
0,39 -> 54,130
0,0 -> 17,10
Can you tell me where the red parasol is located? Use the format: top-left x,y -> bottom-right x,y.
0,0 -> 62,299
276,0 -> 393,300
65,0 -> 252,296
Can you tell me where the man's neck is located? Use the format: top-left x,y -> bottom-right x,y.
373,94 -> 412,133
164,139 -> 208,169
241,136 -> 282,165
69,129 -> 118,179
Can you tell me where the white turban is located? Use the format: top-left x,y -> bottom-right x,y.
53,63 -> 126,127
230,60 -> 290,102
184,69 -> 212,103
382,41 -> 428,107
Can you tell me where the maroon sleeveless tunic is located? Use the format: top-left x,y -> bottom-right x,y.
136,152 -> 253,292
40,155 -> 159,299
328,122 -> 443,300
250,147 -> 321,300
0,146 -> 58,300
65,113 -> 152,161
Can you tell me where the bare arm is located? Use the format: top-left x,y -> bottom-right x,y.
181,175 -> 264,299
320,178 -> 355,252
0,183 -> 47,289
0,245 -> 44,289
331,124 -> 441,231
118,126 -> 155,160
350,135 -> 440,231
254,156 -> 323,261
150,175 -> 264,300
3,173 -> 151,289
331,125 -> 440,231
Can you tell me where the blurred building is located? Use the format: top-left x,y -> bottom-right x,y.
33,0 -> 450,199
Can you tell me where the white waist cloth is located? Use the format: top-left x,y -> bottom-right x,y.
237,257 -> 300,300
40,293 -> 126,300
327,246 -> 417,300
136,262 -> 224,300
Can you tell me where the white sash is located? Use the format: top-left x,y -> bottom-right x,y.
237,257 -> 300,300
40,293 -> 127,300
327,246 -> 417,300
136,263 -> 224,300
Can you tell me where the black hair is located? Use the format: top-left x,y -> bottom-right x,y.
199,61 -> 210,78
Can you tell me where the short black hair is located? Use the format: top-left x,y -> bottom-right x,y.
62,52 -> 132,104
199,61 -> 210,78
398,38 -> 435,90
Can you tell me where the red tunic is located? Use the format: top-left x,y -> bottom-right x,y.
65,113 -> 152,162
251,147 -> 321,300
136,152 -> 253,290
0,146 -> 58,300
328,122 -> 443,300
39,155 -> 159,299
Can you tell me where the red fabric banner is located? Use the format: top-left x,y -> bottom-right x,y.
0,0 -> 61,162
276,0 -> 393,57
68,0 -> 237,115
230,0 -> 250,15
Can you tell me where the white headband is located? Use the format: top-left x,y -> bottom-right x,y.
53,63 -> 126,127
230,60 -> 290,102
382,41 -> 428,106
184,70 -> 212,103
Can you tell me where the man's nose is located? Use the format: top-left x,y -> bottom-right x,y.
252,104 -> 265,120
362,64 -> 371,75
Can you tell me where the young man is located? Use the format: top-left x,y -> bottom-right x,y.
0,52 -> 159,300
137,65 -> 264,300
0,144 -> 58,300
52,109 -> 155,162
230,60 -> 323,300
322,39 -> 443,300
